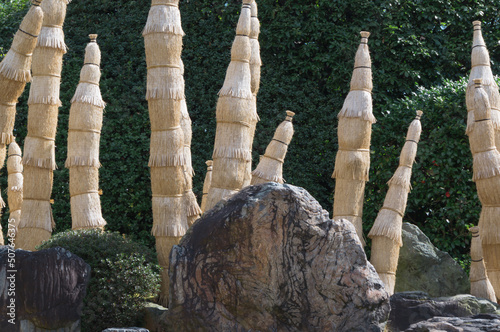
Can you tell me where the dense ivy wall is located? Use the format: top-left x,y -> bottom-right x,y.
1,0 -> 500,262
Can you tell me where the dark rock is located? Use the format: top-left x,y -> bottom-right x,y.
395,223 -> 469,297
164,183 -> 390,331
0,246 -> 91,332
405,314 -> 500,332
143,302 -> 167,332
389,291 -> 500,331
102,328 -> 149,332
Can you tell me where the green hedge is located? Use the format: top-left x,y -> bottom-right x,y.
1,0 -> 500,261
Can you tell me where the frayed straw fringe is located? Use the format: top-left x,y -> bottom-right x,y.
212,147 -> 252,161
70,194 -> 106,229
479,207 -> 500,244
142,24 -> 184,37
151,196 -> 188,237
65,156 -> 100,168
368,209 -> 403,246
0,133 -> 16,145
338,91 -> 376,123
28,95 -> 62,106
146,87 -> 185,101
387,167 -> 412,191
22,157 -> 56,170
218,85 -> 254,100
14,227 -> 51,251
184,190 -> 202,217
0,59 -> 31,83
331,150 -> 370,181
9,186 -> 22,193
18,199 -> 54,231
472,151 -> 500,181
71,83 -> 106,108
37,27 -> 68,52
251,169 -> 283,184
148,153 -> 186,167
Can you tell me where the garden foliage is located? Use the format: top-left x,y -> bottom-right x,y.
37,229 -> 160,332
1,0 -> 500,263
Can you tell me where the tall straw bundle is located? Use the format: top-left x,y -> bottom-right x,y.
468,78 -> 500,302
469,226 -> 497,302
16,0 -> 69,251
7,142 -> 23,240
65,34 -> 106,230
332,31 -> 375,247
204,2 -> 257,211
200,160 -> 213,213
179,60 -> 201,227
251,110 -> 295,185
368,111 -> 423,295
466,21 -> 500,150
143,0 -> 188,306
0,0 -> 44,223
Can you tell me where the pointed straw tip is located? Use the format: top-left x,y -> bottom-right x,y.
473,21 -> 482,27
360,31 -> 370,39
206,160 -> 213,166
286,110 -> 295,117
469,226 -> 479,234
416,110 -> 423,118
89,34 -> 98,42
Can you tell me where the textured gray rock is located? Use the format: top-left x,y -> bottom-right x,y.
405,314 -> 500,332
0,246 -> 90,332
143,302 -> 167,332
395,222 -> 469,296
388,291 -> 500,331
101,329 -> 149,332
164,182 -> 390,331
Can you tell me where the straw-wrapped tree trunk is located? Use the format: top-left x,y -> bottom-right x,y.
469,226 -> 497,302
468,78 -> 500,302
65,34 -> 106,230
7,142 -> 23,240
143,0 -> 187,306
466,21 -> 500,150
16,0 -> 69,251
179,60 -> 201,227
251,110 -> 294,185
332,31 -> 375,247
368,111 -> 422,295
200,160 -> 213,213
204,1 -> 258,211
0,0 -> 44,245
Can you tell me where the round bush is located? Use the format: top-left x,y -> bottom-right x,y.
37,229 -> 160,332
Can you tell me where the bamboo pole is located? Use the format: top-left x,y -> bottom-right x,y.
332,31 -> 375,247
205,1 -> 257,211
16,0 -> 69,251
65,34 -> 106,230
7,142 -> 23,241
368,111 -> 423,295
251,111 -> 294,185
200,160 -> 212,213
468,78 -> 500,302
466,21 -> 500,151
469,226 -> 497,302
143,0 -> 187,306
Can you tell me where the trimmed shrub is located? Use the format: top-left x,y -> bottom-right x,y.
37,229 -> 161,332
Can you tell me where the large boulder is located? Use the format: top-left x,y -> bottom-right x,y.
0,246 -> 90,331
388,291 -> 500,331
395,222 -> 469,296
164,183 -> 390,331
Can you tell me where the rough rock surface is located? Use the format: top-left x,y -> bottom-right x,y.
405,314 -> 500,332
395,222 -> 469,296
0,246 -> 90,332
388,291 -> 500,331
164,183 -> 390,331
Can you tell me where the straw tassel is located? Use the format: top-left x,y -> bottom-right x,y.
251,110 -> 294,185
16,0 -> 69,250
205,2 -> 257,211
